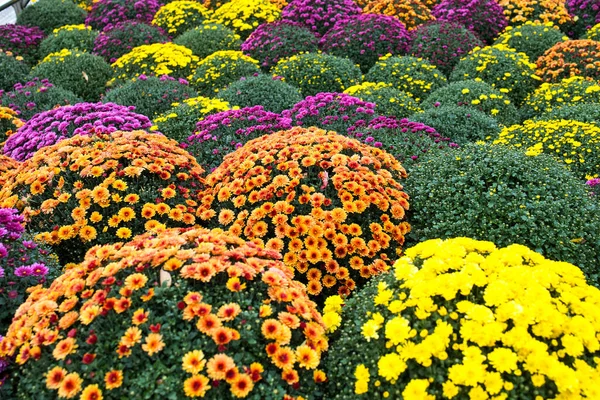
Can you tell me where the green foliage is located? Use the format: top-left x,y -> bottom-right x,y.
38,26 -> 99,60
174,23 -> 241,60
217,74 -> 302,113
16,0 -> 86,35
191,50 -> 260,97
343,82 -> 421,120
405,143 -> 600,280
494,21 -> 568,62
0,52 -> 29,92
535,103 -> 600,125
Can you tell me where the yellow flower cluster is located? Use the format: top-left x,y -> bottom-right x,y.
344,82 -> 422,118
322,295 -> 344,333
350,237 -> 600,398
152,1 -> 212,36
193,50 -> 260,95
494,119 -> 600,178
40,48 -> 73,64
0,155 -> 19,187
208,0 -> 280,37
151,96 -> 231,130
585,23 -> 600,41
52,24 -> 89,34
111,42 -> 199,83
0,106 -> 24,144
498,0 -> 572,26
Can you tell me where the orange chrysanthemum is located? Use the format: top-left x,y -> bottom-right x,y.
183,374 -> 210,398
104,370 -> 123,390
206,353 -> 235,380
46,366 -> 67,389
57,372 -> 83,398
182,350 -> 206,375
141,333 -> 165,356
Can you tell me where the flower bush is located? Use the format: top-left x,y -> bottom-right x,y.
0,208 -> 61,334
174,23 -> 241,60
85,0 -> 160,31
281,92 -> 379,136
93,21 -> 170,64
422,79 -> 520,126
410,105 -> 501,144
585,22 -> 600,40
408,21 -> 483,76
450,44 -> 540,105
405,143 -> 600,272
191,50 -> 261,97
536,40 -> 600,82
0,227 -> 328,399
197,126 -> 411,298
104,75 -> 198,118
3,102 -> 153,161
519,76 -> 600,120
325,237 -> 600,398
111,42 -> 199,85
241,21 -> 319,70
281,0 -> 361,37
0,78 -> 82,121
37,25 -> 98,60
217,74 -> 302,113
568,0 -> 600,37
0,25 -> 45,65
494,119 -> 600,179
16,0 -> 86,35
493,21 -> 568,63
183,106 -> 292,171
351,116 -> 457,167
365,55 -> 447,103
536,102 -> 600,124
28,49 -> 112,102
208,0 -> 281,39
272,53 -> 363,97
0,156 -> 18,187
152,1 -> 211,37
0,52 -> 29,92
0,107 -> 24,146
498,0 -> 572,27
431,0 -> 508,44
152,96 -> 231,143
319,14 -> 410,73
0,131 -> 205,263
344,82 -> 422,120
361,0 -> 434,31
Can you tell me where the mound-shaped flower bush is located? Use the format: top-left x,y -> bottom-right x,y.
28,49 -> 112,102
325,237 -> 600,398
241,21 -> 319,70
405,143 -> 600,274
0,131 -> 205,263
498,0 -> 572,27
184,106 -> 292,172
431,0 -> 508,44
0,107 -> 24,146
319,14 -> 410,73
111,42 -> 199,84
209,0 -> 281,39
93,21 -> 170,64
0,227 -> 328,399
152,96 -> 231,143
192,50 -> 260,97
493,21 -> 567,63
16,0 -> 86,35
3,102 -> 153,161
344,82 -> 421,120
0,208 -> 61,334
85,0 -> 160,31
0,52 -> 28,93
38,25 -> 98,60
362,0 -> 433,30
174,23 -> 241,60
217,74 -> 302,113
281,0 -> 361,36
409,21 -> 483,76
494,119 -> 600,180
272,53 -> 363,97
151,1 -> 211,37
585,22 -> 600,40
519,76 -> 600,120
365,55 -> 447,103
103,75 -> 198,118
422,79 -> 520,126
450,44 -> 540,105
0,25 -> 45,66
536,39 -> 600,82
536,103 -> 600,125
0,78 -> 82,121
197,127 -> 411,299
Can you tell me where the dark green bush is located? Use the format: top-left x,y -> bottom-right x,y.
217,74 -> 302,113
174,23 -> 241,60
16,0 -> 86,35
191,50 -> 260,97
37,25 -> 98,60
535,103 -> 600,125
0,52 -> 29,92
494,21 -> 568,62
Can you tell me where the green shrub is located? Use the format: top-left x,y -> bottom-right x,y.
272,52 -> 363,97
0,52 -> 29,92
344,82 -> 421,120
191,50 -> 260,97
103,75 -> 198,118
16,0 -> 86,35
38,25 -> 99,60
217,74 -> 302,113
493,21 -> 568,62
28,49 -> 111,102
535,103 -> 600,125
410,105 -> 501,144
405,143 -> 600,276
174,23 -> 241,60
365,55 -> 446,103
421,80 -> 520,126
450,44 -> 540,105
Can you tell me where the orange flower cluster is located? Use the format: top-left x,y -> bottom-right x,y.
198,127 -> 411,299
536,40 -> 600,82
0,131 -> 205,264
0,227 -> 327,399
0,154 -> 19,186
498,0 -> 572,26
0,106 -> 24,145
362,0 -> 434,30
